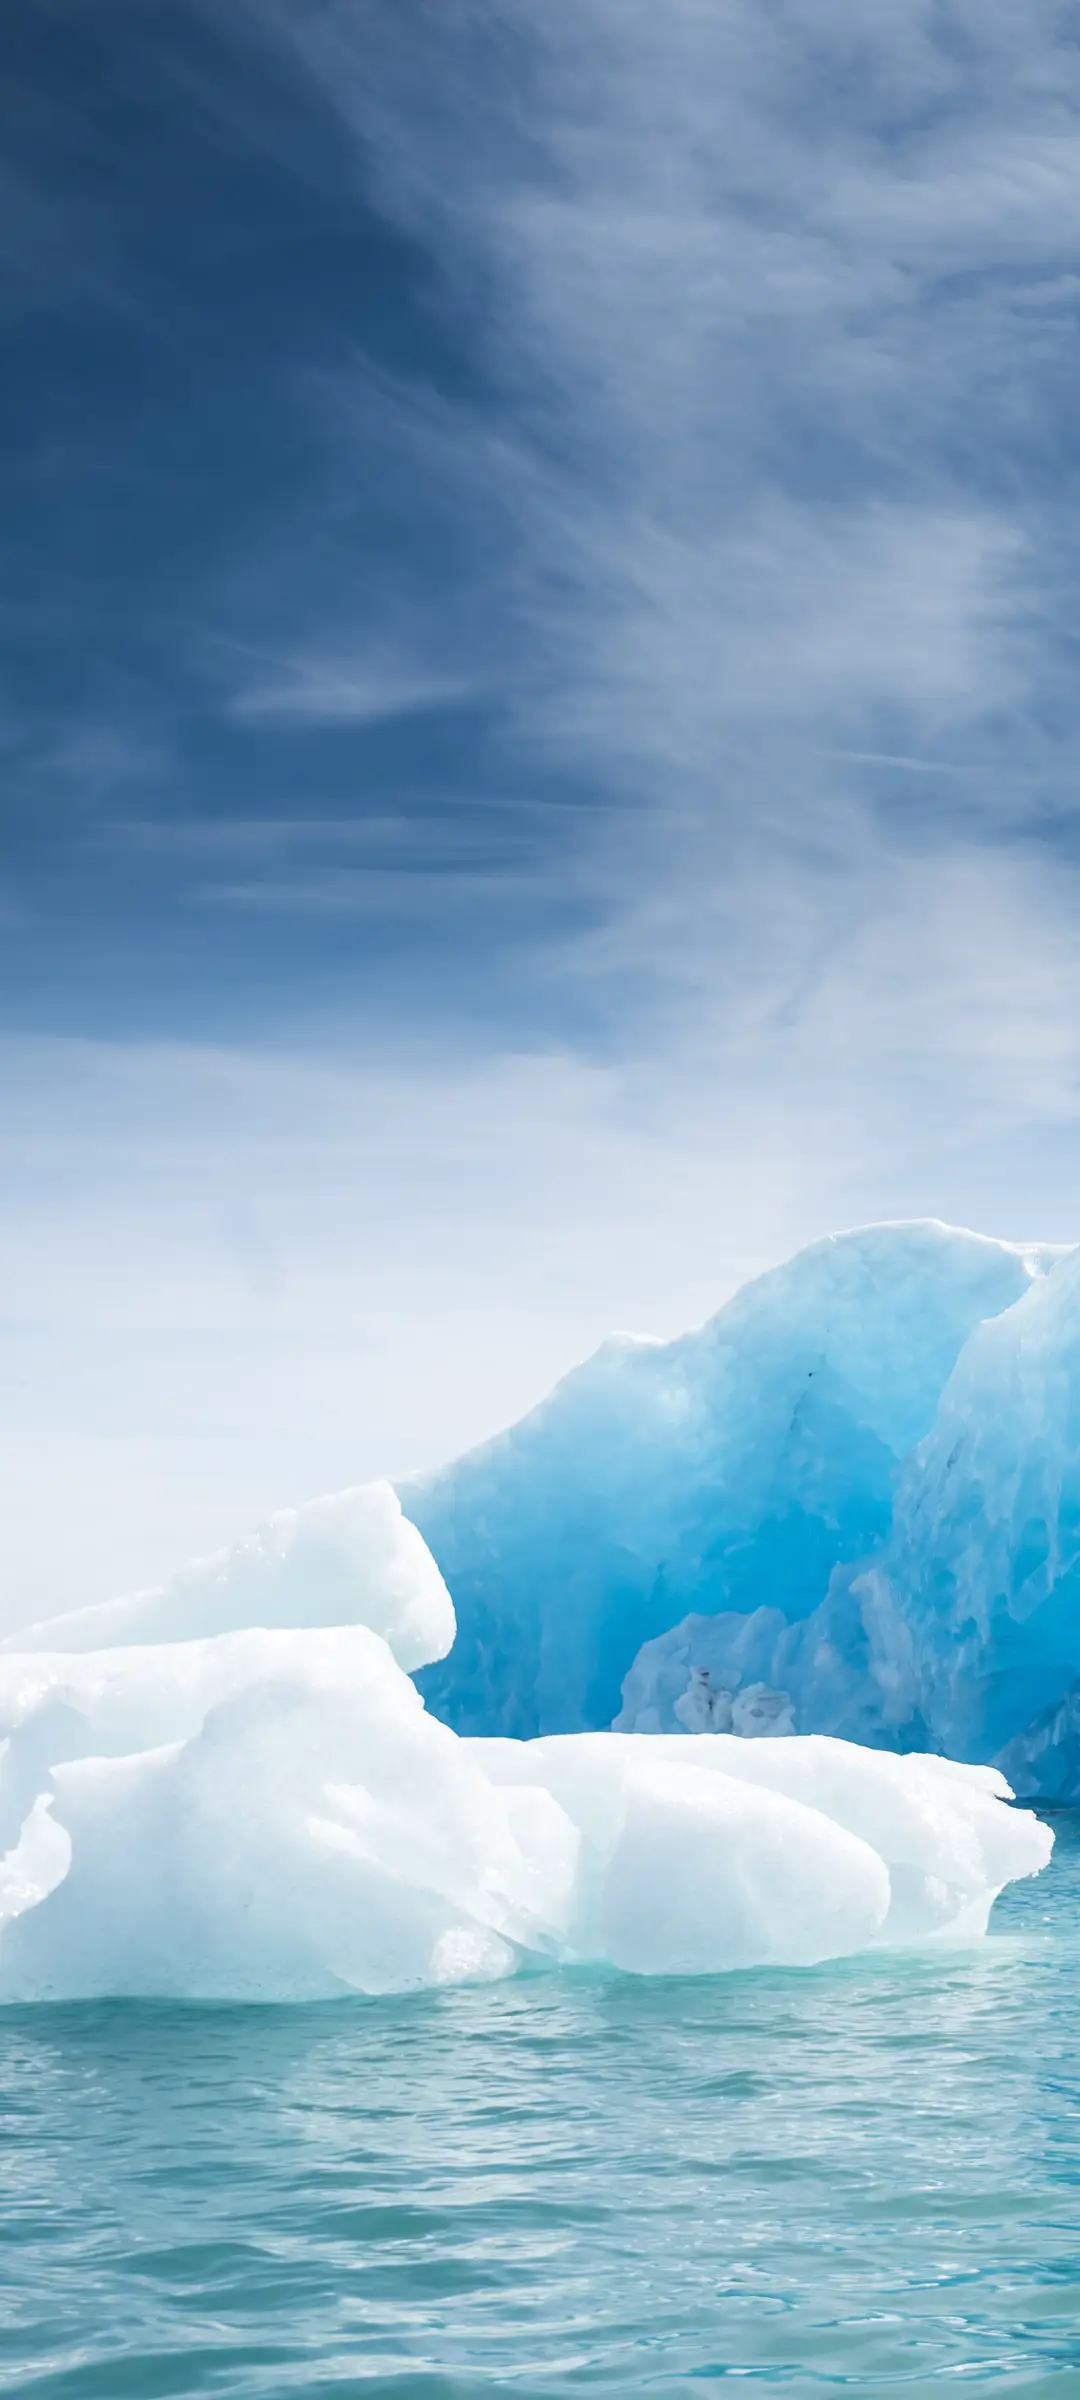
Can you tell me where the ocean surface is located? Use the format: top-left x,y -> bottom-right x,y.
2,1813 -> 1079,2397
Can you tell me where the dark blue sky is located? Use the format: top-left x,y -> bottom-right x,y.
4,0 -> 1080,1621
9,0 -> 1080,1054
4,2 -> 601,1049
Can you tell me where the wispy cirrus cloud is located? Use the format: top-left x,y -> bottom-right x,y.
6,0 -> 1079,1088
225,647 -> 477,728
224,0 -> 1066,806
192,0 -> 1078,1094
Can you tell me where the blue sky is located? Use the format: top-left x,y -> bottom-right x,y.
4,0 -> 1080,1621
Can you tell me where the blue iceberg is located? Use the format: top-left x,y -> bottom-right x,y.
616,1240 -> 1080,1799
401,1222 -> 1066,1753
866,1241 -> 1080,1797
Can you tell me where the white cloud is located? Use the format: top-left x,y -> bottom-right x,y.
228,651 -> 476,727
510,502 -> 1025,780
228,0 -> 1059,801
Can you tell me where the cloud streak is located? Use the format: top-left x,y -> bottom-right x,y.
226,650 -> 478,728
225,0 -> 1072,849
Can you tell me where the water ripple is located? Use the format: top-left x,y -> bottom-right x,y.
1,1818 -> 1079,2393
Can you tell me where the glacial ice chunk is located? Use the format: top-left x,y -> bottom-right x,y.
4,1482 -> 454,1675
402,1223 -> 1057,1738
851,1243 -> 1080,1791
0,1617 -> 1051,2001
668,1667 -> 795,1737
0,1226 -> 1064,2000
0,1628 -> 579,2000
614,1241 -> 1080,1796
732,1683 -> 796,1737
674,1667 -> 733,1733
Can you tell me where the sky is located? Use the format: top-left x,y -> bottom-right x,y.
4,0 -> 1080,1625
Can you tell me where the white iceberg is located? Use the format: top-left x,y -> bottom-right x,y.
5,1481 -> 454,1675
0,1479 -> 1051,2002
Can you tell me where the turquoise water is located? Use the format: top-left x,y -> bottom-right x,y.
2,1818 -> 1079,2396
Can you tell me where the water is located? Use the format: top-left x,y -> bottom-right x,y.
2,1819 -> 1079,2396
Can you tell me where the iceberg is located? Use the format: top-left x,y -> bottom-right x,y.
854,1242 -> 1080,1796
3,1213 -> 1075,1999
402,1223 -> 1061,1739
0,1480 -> 1050,2001
615,1238 -> 1080,1797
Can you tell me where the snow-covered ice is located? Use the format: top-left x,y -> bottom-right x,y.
0,1478 -> 1050,2001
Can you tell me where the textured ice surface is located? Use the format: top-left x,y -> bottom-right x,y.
616,1246 -> 1080,1795
0,1470 -> 1050,2000
865,1244 -> 1080,1799
5,1482 -> 454,1675
610,1238 -> 1080,1800
398,1215 -> 1080,1795
3,1215 -> 1075,1999
403,1224 -> 1058,1739
0,1629 -> 1048,2001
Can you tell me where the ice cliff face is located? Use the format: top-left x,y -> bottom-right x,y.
401,1223 -> 1064,1751
865,1245 -> 1080,1797
615,1241 -> 1080,1798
